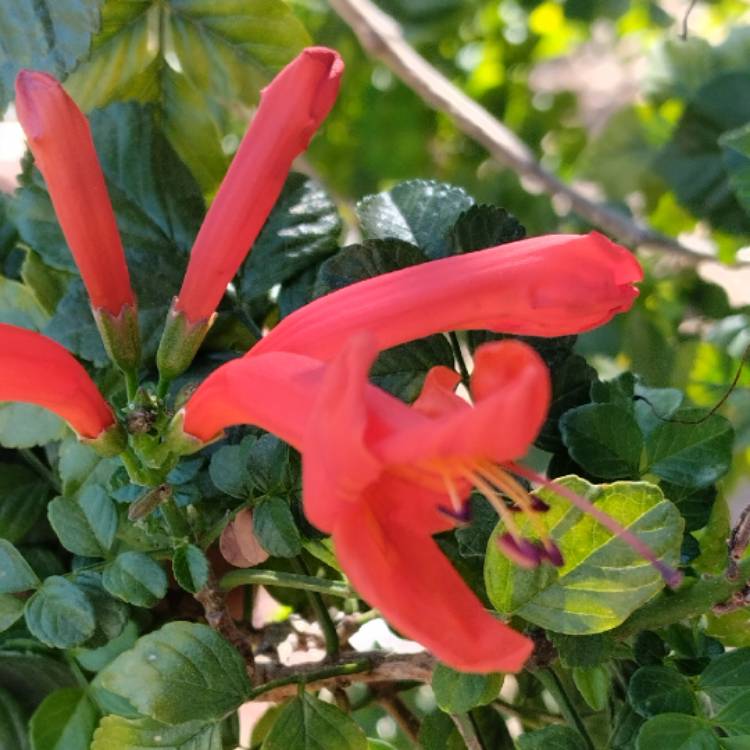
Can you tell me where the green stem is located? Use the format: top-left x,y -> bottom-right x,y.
451,714 -> 484,750
124,369 -> 138,403
449,331 -> 471,386
249,658 -> 372,700
294,557 -> 339,657
19,449 -> 61,493
156,376 -> 170,402
535,668 -> 595,750
160,496 -> 190,540
613,557 -> 750,638
220,568 -> 352,598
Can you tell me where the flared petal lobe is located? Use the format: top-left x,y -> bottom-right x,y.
175,47 -> 344,324
0,324 -> 115,438
15,71 -> 134,315
334,501 -> 533,673
251,232 -> 642,360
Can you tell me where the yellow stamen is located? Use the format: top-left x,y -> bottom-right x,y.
460,466 -> 525,541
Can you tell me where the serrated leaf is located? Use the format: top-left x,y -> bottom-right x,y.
92,715 -> 223,750
0,0 -> 101,110
356,179 -> 474,259
560,404 -> 644,479
0,403 -> 66,449
253,497 -> 302,558
645,411 -> 733,488
261,691 -> 367,750
208,439 -> 253,499
635,714 -> 719,750
0,687 -> 28,750
0,596 -> 24,634
246,435 -> 298,497
0,464 -> 49,543
24,576 -> 96,648
172,545 -> 209,594
103,552 -> 167,608
29,688 -> 98,750
628,666 -> 695,717
517,725 -> 588,750
74,571 -> 128,648
431,663 -> 502,713
448,204 -> 525,253
98,622 -> 251,725
48,486 -> 118,558
241,173 -> 341,299
484,478 -> 683,634
0,539 -> 39,593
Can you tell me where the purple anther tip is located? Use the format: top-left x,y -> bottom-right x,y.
438,504 -> 472,524
497,533 -> 543,569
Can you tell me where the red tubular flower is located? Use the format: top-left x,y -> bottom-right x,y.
251,231 -> 642,361
0,323 -> 117,440
174,47 -> 344,325
15,71 -> 134,316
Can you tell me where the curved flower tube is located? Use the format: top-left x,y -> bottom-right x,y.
250,231 -> 642,361
0,323 -> 117,440
15,71 -> 135,316
173,47 -> 344,325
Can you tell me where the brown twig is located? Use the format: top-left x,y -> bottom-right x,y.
728,504 -> 750,581
376,691 -> 421,744
328,0 -> 740,266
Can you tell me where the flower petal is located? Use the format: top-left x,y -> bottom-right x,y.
0,323 -> 115,438
251,232 -> 642,360
15,71 -> 134,315
412,366 -> 465,418
175,47 -> 343,323
333,500 -> 533,673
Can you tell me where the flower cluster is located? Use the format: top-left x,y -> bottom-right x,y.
1,47 -> 675,673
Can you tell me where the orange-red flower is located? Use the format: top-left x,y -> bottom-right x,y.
0,323 -> 116,439
15,71 -> 135,316
174,47 -> 344,325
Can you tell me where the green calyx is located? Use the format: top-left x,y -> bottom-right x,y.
156,300 -> 214,387
93,303 -> 141,376
81,421 -> 128,457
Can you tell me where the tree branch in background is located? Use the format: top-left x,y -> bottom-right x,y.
329,0 -> 735,266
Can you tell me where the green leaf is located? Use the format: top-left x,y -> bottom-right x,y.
645,411 -> 734,488
706,609 -> 750,649
253,497 -> 302,558
29,688 -> 98,750
0,0 -> 101,110
628,666 -> 695,717
0,687 -> 28,750
431,663 -> 502,713
0,403 -> 66,449
417,711 -> 465,750
455,496 -> 498,559
98,622 -> 251,725
560,404 -> 644,479
0,274 -> 49,330
447,204 -> 525,253
699,649 -> 750,710
517,725 -> 588,750
0,652 -> 75,714
662,483 -> 716,532
261,691 -> 367,750
24,576 -> 96,648
13,103 -> 203,365
246,435 -> 299,497
634,384 -> 683,437
240,173 -> 341,299
0,596 -> 24,634
48,486 -> 118,558
102,552 -> 167,608
0,464 -> 49,543
172,545 -> 209,594
484,478 -> 683,634
74,571 -> 129,648
75,619 -> 139,673
208,439 -> 254,499
636,715 -> 719,750
356,179 -> 474,259
551,632 -> 615,668
573,665 -> 609,711
0,540 -> 40,593
722,123 -> 750,216
92,716 -> 223,750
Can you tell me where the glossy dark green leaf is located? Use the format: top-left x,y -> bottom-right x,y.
635,714 -> 719,750
699,649 -> 750,711
517,725 -> 588,750
432,664 -> 503,713
0,0 -> 100,110
455,496 -> 498,559
246,435 -> 298,497
24,576 -> 96,648
261,691 -> 367,750
99,622 -> 251,725
0,464 -> 49,543
241,173 -> 341,299
208,438 -> 254,499
645,411 -> 733,488
29,688 -> 98,750
447,204 -> 525,253
0,540 -> 39,593
551,633 -> 615,668
0,687 -> 28,750
357,179 -> 474,259
485,478 -> 682,634
172,545 -> 209,594
662,483 -> 716,532
102,552 -> 168,608
417,711 -> 465,750
91,716 -> 223,750
48,486 -> 118,558
628,666 -> 695,717
74,571 -> 128,648
634,385 -> 683,437
0,652 -> 75,714
560,404 -> 644,479
253,497 -> 302,558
